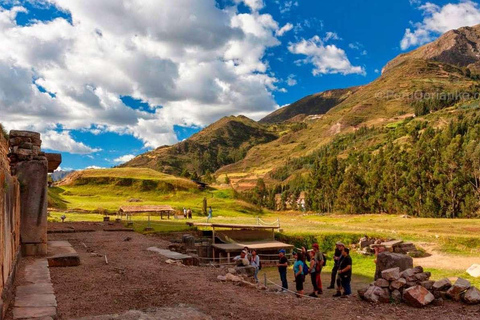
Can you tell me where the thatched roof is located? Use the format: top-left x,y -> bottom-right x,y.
119,205 -> 175,213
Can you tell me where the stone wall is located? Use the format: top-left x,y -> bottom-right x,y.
0,133 -> 21,316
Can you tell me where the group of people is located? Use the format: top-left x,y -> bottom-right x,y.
233,247 -> 261,283
278,242 -> 352,298
182,208 -> 193,219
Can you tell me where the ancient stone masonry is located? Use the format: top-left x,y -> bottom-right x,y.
0,132 -> 21,318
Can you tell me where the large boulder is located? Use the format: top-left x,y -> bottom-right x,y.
447,278 -> 471,301
403,285 -> 435,308
462,287 -> 480,305
432,278 -> 452,291
364,286 -> 390,303
382,267 -> 400,281
375,252 -> 413,280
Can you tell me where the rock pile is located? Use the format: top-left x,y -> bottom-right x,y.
8,130 -> 44,172
358,236 -> 422,257
359,265 -> 480,307
217,266 -> 266,290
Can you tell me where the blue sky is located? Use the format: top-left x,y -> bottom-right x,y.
1,0 -> 479,170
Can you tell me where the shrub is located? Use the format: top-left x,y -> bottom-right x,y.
0,123 -> 7,139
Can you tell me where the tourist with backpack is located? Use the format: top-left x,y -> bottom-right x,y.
250,249 -> 260,283
312,243 -> 324,294
293,251 -> 305,297
277,249 -> 289,292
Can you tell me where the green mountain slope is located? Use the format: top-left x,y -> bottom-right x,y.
121,116 -> 278,177
259,87 -> 359,124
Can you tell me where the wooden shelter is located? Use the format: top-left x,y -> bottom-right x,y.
186,222 -> 294,263
118,205 -> 176,220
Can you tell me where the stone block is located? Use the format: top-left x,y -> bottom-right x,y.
9,130 -> 41,140
16,284 -> 54,296
403,285 -> 435,308
447,278 -> 471,301
13,306 -> 56,319
390,278 -> 407,290
374,278 -> 390,288
462,286 -> 480,305
401,268 -> 416,278
375,252 -> 413,280
45,153 -> 62,173
421,280 -> 435,291
363,285 -> 389,303
466,264 -> 480,278
14,294 -> 56,307
414,272 -> 431,282
432,278 -> 452,291
391,289 -> 402,303
47,254 -> 81,267
16,159 -> 48,254
382,267 -> 400,281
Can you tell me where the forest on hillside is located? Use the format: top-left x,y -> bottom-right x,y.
241,108 -> 480,218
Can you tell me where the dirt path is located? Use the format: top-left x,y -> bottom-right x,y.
414,242 -> 480,271
22,222 -> 480,319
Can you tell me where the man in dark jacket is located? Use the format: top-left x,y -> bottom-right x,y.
333,248 -> 352,297
328,242 -> 344,289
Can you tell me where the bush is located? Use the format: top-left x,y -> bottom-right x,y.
0,123 -> 7,139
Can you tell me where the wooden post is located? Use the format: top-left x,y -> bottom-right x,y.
212,247 -> 216,263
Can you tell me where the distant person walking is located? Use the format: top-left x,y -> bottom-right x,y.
187,208 -> 192,219
207,206 -> 213,222
250,249 -> 260,283
328,242 -> 344,289
293,252 -> 305,297
183,207 -> 187,218
277,249 -> 289,292
334,248 -> 352,297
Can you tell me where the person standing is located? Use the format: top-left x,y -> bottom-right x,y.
183,207 -> 187,218
293,252 -> 305,297
328,242 -> 344,289
277,249 -> 289,292
312,243 -> 324,294
308,250 -> 319,297
334,248 -> 352,297
250,249 -> 260,283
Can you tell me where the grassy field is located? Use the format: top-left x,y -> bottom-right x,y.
49,168 -> 480,288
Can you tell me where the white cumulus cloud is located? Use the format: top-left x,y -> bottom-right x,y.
276,23 -> 293,36
0,0 -> 282,152
113,154 -> 135,163
288,35 -> 365,76
401,0 -> 480,50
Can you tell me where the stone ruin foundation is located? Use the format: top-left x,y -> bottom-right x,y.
0,129 -> 61,318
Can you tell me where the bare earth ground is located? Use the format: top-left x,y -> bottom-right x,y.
11,222 -> 480,320
413,242 -> 480,270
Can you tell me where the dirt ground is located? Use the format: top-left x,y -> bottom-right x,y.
14,222 -> 480,320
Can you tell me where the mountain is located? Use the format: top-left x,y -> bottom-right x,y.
259,87 -> 359,124
50,170 -> 75,182
121,115 -> 278,177
217,24 -> 480,190
383,25 -> 480,74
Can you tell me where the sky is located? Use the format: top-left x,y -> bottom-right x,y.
1,0 -> 480,170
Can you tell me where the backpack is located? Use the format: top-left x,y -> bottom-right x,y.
322,253 -> 327,267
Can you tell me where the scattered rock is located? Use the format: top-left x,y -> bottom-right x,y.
413,266 -> 424,274
414,272 -> 431,282
432,278 -> 452,291
225,273 -> 242,282
217,275 -> 227,281
123,237 -> 132,242
390,278 -> 407,290
421,280 -> 435,291
235,266 -> 256,277
432,298 -> 444,307
382,267 -> 400,281
403,285 -> 435,308
364,286 -> 390,303
227,268 -> 236,274
447,278 -> 471,301
462,286 -> 480,305
374,278 -> 390,288
401,268 -> 416,279
391,290 -> 402,303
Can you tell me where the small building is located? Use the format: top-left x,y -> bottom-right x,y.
118,205 -> 176,220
